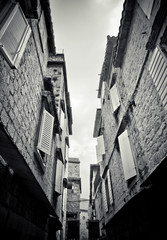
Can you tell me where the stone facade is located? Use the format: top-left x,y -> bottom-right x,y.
91,0 -> 167,239
0,1 -> 72,239
80,200 -> 89,240
66,158 -> 81,240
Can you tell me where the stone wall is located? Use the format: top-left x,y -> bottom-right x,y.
0,13 -> 57,202
100,0 -> 167,222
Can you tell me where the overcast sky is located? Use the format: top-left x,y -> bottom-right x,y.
50,0 -> 124,198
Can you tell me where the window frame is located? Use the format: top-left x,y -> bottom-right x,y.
0,2 -> 31,68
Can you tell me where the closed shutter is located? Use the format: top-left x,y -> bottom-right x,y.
148,46 -> 167,109
102,180 -> 108,212
0,3 -> 31,67
110,84 -> 120,112
55,159 -> 63,194
118,130 -> 137,180
37,109 -> 54,155
107,170 -> 113,205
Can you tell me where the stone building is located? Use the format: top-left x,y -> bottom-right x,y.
90,0 -> 167,239
66,157 -> 81,240
80,200 -> 89,240
0,0 -> 72,239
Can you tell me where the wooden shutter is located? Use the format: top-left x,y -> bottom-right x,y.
60,109 -> 65,130
118,130 -> 137,180
107,170 -> 113,205
96,135 -> 105,162
148,46 -> 167,109
101,81 -> 105,104
137,0 -> 154,19
37,109 -> 54,155
97,135 -> 105,155
110,84 -> 120,112
38,11 -> 47,52
0,3 -> 31,67
55,159 -> 63,194
102,180 -> 108,212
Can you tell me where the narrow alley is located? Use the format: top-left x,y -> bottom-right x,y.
0,0 -> 167,239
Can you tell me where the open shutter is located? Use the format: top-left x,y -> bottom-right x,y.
38,11 -> 47,52
37,109 -> 54,155
118,130 -> 137,180
102,180 -> 108,212
101,81 -> 105,104
0,3 -> 31,67
107,170 -> 113,205
137,0 -> 154,19
96,135 -> 105,162
60,109 -> 65,131
148,46 -> 167,109
55,159 -> 63,194
110,84 -> 120,112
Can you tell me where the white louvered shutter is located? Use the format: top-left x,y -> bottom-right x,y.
110,84 -> 120,112
96,145 -> 102,162
118,130 -> 137,181
55,159 -> 63,194
60,110 -> 65,131
101,81 -> 105,105
0,3 -> 31,67
96,135 -> 105,162
38,11 -> 47,51
97,135 -> 105,154
148,46 -> 167,110
107,170 -> 113,205
137,0 -> 154,19
102,180 -> 108,212
38,109 -> 54,155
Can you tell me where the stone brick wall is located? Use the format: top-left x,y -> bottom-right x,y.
0,156 -> 48,239
80,201 -> 88,240
99,0 -> 167,222
68,158 -> 80,178
0,10 -> 55,205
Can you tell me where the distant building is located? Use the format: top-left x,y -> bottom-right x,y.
0,0 -> 72,239
66,157 -> 81,240
90,0 -> 167,239
80,200 -> 89,240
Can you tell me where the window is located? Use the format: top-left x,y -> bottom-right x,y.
148,46 -> 167,110
118,130 -> 137,181
109,84 -> 120,112
96,135 -> 105,162
37,109 -> 54,160
0,3 -> 31,68
137,0 -> 154,19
